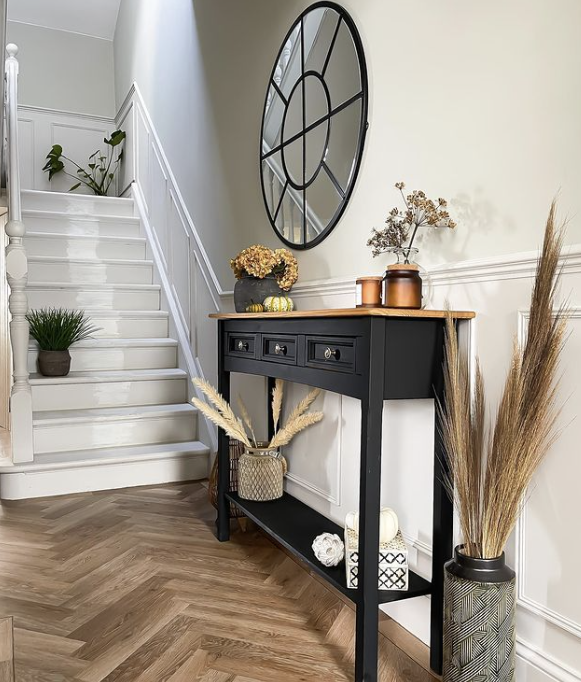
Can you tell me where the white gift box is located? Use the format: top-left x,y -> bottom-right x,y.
345,528 -> 409,590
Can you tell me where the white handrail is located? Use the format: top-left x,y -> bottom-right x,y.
4,44 -> 33,462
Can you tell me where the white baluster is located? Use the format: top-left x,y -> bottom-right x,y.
5,44 -> 33,462
281,40 -> 292,72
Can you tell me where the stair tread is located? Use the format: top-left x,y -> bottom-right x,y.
26,231 -> 145,243
27,281 -> 160,291
22,189 -> 134,204
22,209 -> 140,224
29,368 -> 187,385
28,255 -> 153,266
34,403 -> 196,425
1,441 -> 209,473
77,310 -> 169,318
29,338 -> 177,349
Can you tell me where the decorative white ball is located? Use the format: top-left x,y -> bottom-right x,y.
312,533 -> 345,567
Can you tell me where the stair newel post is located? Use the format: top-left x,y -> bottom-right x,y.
5,43 -> 33,462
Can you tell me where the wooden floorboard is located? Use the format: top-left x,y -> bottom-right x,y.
0,483 -> 437,681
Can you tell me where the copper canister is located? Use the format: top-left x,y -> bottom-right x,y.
356,276 -> 383,308
383,264 -> 422,309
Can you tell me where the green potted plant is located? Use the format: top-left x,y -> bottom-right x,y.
440,204 -> 567,682
26,308 -> 100,377
42,130 -> 125,196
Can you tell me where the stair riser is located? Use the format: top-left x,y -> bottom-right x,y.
90,317 -> 169,339
28,261 -> 153,285
34,414 -> 197,454
32,378 -> 188,412
28,346 -> 177,373
25,236 -> 145,260
23,215 -> 141,237
0,455 -> 208,500
27,288 -> 160,311
22,192 -> 135,217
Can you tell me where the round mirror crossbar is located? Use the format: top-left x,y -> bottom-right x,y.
260,2 -> 368,249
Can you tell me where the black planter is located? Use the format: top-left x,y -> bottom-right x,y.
233,276 -> 281,313
38,350 -> 71,377
444,546 -> 516,682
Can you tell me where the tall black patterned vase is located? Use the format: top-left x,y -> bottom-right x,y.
443,546 -> 516,682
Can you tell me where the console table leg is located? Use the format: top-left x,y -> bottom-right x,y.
430,322 -> 454,673
216,324 -> 231,542
355,319 -> 386,682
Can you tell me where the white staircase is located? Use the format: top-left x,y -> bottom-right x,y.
0,189 -> 210,499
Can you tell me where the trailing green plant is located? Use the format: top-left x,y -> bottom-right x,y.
26,308 -> 100,351
42,130 -> 126,196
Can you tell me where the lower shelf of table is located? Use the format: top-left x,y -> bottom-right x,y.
225,491 -> 432,606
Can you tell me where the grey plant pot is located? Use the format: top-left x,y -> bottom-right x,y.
233,276 -> 281,312
443,546 -> 516,682
38,350 -> 71,377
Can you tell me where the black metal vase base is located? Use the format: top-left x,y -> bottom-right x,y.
443,546 -> 516,682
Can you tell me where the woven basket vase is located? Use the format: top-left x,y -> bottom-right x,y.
238,446 -> 287,502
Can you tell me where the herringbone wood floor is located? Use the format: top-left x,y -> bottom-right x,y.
0,483 -> 437,681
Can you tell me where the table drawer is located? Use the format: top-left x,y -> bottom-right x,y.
261,334 -> 298,365
305,336 -> 357,374
226,332 -> 258,358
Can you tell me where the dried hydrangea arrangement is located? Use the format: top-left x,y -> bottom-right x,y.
367,182 -> 456,261
230,245 -> 298,291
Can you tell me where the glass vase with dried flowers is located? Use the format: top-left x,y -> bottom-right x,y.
230,245 -> 298,312
193,378 -> 323,501
367,182 -> 456,309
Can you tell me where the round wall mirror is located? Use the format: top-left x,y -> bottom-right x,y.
260,2 -> 368,249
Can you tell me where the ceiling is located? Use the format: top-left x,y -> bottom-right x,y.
7,0 -> 122,40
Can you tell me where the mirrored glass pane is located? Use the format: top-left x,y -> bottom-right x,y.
282,82 -> 303,143
262,155 -> 285,219
277,188 -> 304,246
304,121 -> 328,184
324,99 -> 362,192
303,9 -> 340,74
324,21 -> 361,108
262,85 -> 285,151
278,25 -> 302,99
281,136 -> 304,187
305,169 -> 342,232
304,73 -> 329,128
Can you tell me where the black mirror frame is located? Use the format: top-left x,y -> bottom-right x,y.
260,1 -> 369,251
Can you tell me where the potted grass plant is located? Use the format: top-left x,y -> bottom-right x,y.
26,308 -> 100,376
440,203 -> 567,682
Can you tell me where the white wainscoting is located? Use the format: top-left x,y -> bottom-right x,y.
17,105 -> 117,195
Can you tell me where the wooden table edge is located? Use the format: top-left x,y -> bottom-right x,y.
209,307 -> 475,320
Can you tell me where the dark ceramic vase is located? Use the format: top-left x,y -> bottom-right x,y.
38,350 -> 71,377
443,546 -> 516,682
234,276 -> 281,312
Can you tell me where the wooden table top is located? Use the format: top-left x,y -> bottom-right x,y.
209,307 -> 475,320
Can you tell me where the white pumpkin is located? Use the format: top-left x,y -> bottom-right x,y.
345,507 -> 399,544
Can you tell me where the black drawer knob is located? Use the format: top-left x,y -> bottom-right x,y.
237,340 -> 249,352
274,343 -> 287,356
324,347 -> 340,360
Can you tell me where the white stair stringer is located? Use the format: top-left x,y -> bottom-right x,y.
0,190 -> 210,500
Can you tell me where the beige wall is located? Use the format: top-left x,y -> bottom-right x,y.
114,0 -> 581,290
7,21 -> 115,117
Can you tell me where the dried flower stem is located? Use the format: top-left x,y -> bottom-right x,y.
237,394 -> 257,447
271,379 -> 284,433
269,412 -> 324,448
441,202 -> 567,559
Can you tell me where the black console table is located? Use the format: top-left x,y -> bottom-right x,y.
210,307 -> 474,681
